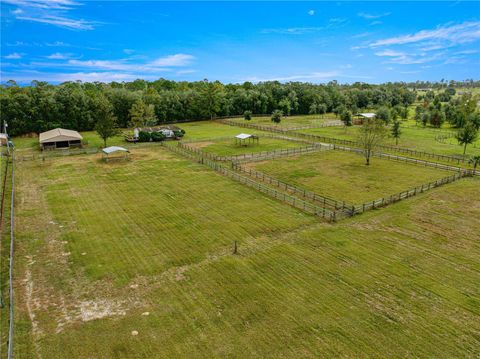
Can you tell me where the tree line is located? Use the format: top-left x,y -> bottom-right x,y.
1,79 -> 418,136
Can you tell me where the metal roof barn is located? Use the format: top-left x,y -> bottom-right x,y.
39,128 -> 83,150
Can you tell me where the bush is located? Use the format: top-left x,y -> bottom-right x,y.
271,110 -> 283,124
173,130 -> 185,138
244,110 -> 252,121
138,131 -> 151,142
151,132 -> 166,142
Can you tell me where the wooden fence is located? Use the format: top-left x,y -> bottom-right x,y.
352,171 -> 470,214
219,118 -> 472,165
162,142 -> 339,221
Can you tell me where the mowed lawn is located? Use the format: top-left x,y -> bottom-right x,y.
251,150 -> 451,204
11,146 -> 480,358
195,137 -> 306,156
296,124 -> 480,157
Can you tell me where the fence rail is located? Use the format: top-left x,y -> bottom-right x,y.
232,163 -> 353,214
219,118 -> 473,165
162,143 -> 339,221
352,171 -> 469,214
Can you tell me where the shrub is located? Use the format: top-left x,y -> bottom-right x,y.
173,130 -> 185,138
244,110 -> 252,121
138,131 -> 151,142
271,110 -> 283,124
151,132 -> 166,142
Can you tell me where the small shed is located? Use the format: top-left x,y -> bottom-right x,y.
353,113 -> 376,125
39,128 -> 83,150
235,133 -> 259,146
102,146 -> 130,161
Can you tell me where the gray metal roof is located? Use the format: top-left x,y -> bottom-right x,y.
102,146 -> 129,154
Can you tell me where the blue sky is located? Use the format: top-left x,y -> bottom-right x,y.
1,1 -> 479,84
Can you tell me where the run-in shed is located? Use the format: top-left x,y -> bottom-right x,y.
235,133 -> 259,146
353,113 -> 376,125
39,128 -> 83,150
102,146 -> 130,161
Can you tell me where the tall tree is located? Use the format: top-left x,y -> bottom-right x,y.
93,96 -> 120,147
129,99 -> 157,128
271,110 -> 282,124
356,118 -> 387,165
391,120 -> 401,145
455,122 -> 479,155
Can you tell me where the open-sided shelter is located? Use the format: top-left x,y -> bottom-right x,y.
39,128 -> 83,150
235,133 -> 259,146
102,146 -> 130,161
353,113 -> 376,125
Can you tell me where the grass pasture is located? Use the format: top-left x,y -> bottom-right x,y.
249,150 -> 452,204
9,144 -> 480,358
5,119 -> 480,358
295,124 -> 480,157
229,114 -> 337,128
189,136 -> 306,157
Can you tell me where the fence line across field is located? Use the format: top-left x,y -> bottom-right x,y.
162,142 -> 340,221
218,118 -> 473,165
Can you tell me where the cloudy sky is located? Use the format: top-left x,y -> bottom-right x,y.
1,0 -> 479,84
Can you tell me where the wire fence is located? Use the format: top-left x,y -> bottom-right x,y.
219,118 -> 473,165
7,155 -> 14,359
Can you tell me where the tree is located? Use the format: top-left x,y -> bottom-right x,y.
340,110 -> 352,127
468,155 -> 480,174
391,120 -> 401,145
356,118 -> 387,165
455,122 -> 479,155
375,106 -> 391,124
309,103 -> 318,115
271,110 -> 282,124
129,99 -> 157,128
317,103 -> 327,118
93,95 -> 120,147
429,108 -> 445,128
244,110 -> 252,121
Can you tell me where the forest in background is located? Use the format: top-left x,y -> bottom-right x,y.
0,78 -> 479,136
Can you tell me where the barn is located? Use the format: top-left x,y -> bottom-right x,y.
39,128 -> 83,150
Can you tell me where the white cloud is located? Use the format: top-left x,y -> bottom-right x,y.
16,15 -> 95,30
4,53 -> 23,59
358,12 -> 391,20
244,71 -> 340,83
6,0 -> 97,31
261,27 -> 323,35
21,53 -> 196,74
123,49 -> 135,55
150,54 -> 195,67
46,52 -> 74,59
375,49 -> 406,57
308,10 -> 315,16
368,21 -> 480,47
1,70 -> 158,83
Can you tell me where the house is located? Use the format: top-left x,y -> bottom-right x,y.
39,128 -> 83,150
353,113 -> 376,125
133,125 -> 184,140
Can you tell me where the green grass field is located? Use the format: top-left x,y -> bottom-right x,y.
9,144 -> 480,358
192,137 -> 306,156
295,122 -> 480,157
250,150 -> 451,204
229,114 -> 337,128
5,119 -> 480,358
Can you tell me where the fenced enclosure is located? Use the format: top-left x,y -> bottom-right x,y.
162,143 -> 340,221
219,118 -> 473,165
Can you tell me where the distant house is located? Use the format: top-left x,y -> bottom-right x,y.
353,113 -> 376,125
39,128 -> 83,150
133,125 -> 184,140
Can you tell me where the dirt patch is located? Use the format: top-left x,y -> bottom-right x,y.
78,299 -> 127,322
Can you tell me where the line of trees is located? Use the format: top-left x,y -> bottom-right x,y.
0,79 -> 418,136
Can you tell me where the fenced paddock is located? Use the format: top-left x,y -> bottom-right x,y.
219,118 -> 474,165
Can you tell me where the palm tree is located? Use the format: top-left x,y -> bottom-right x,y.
468,155 -> 480,175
